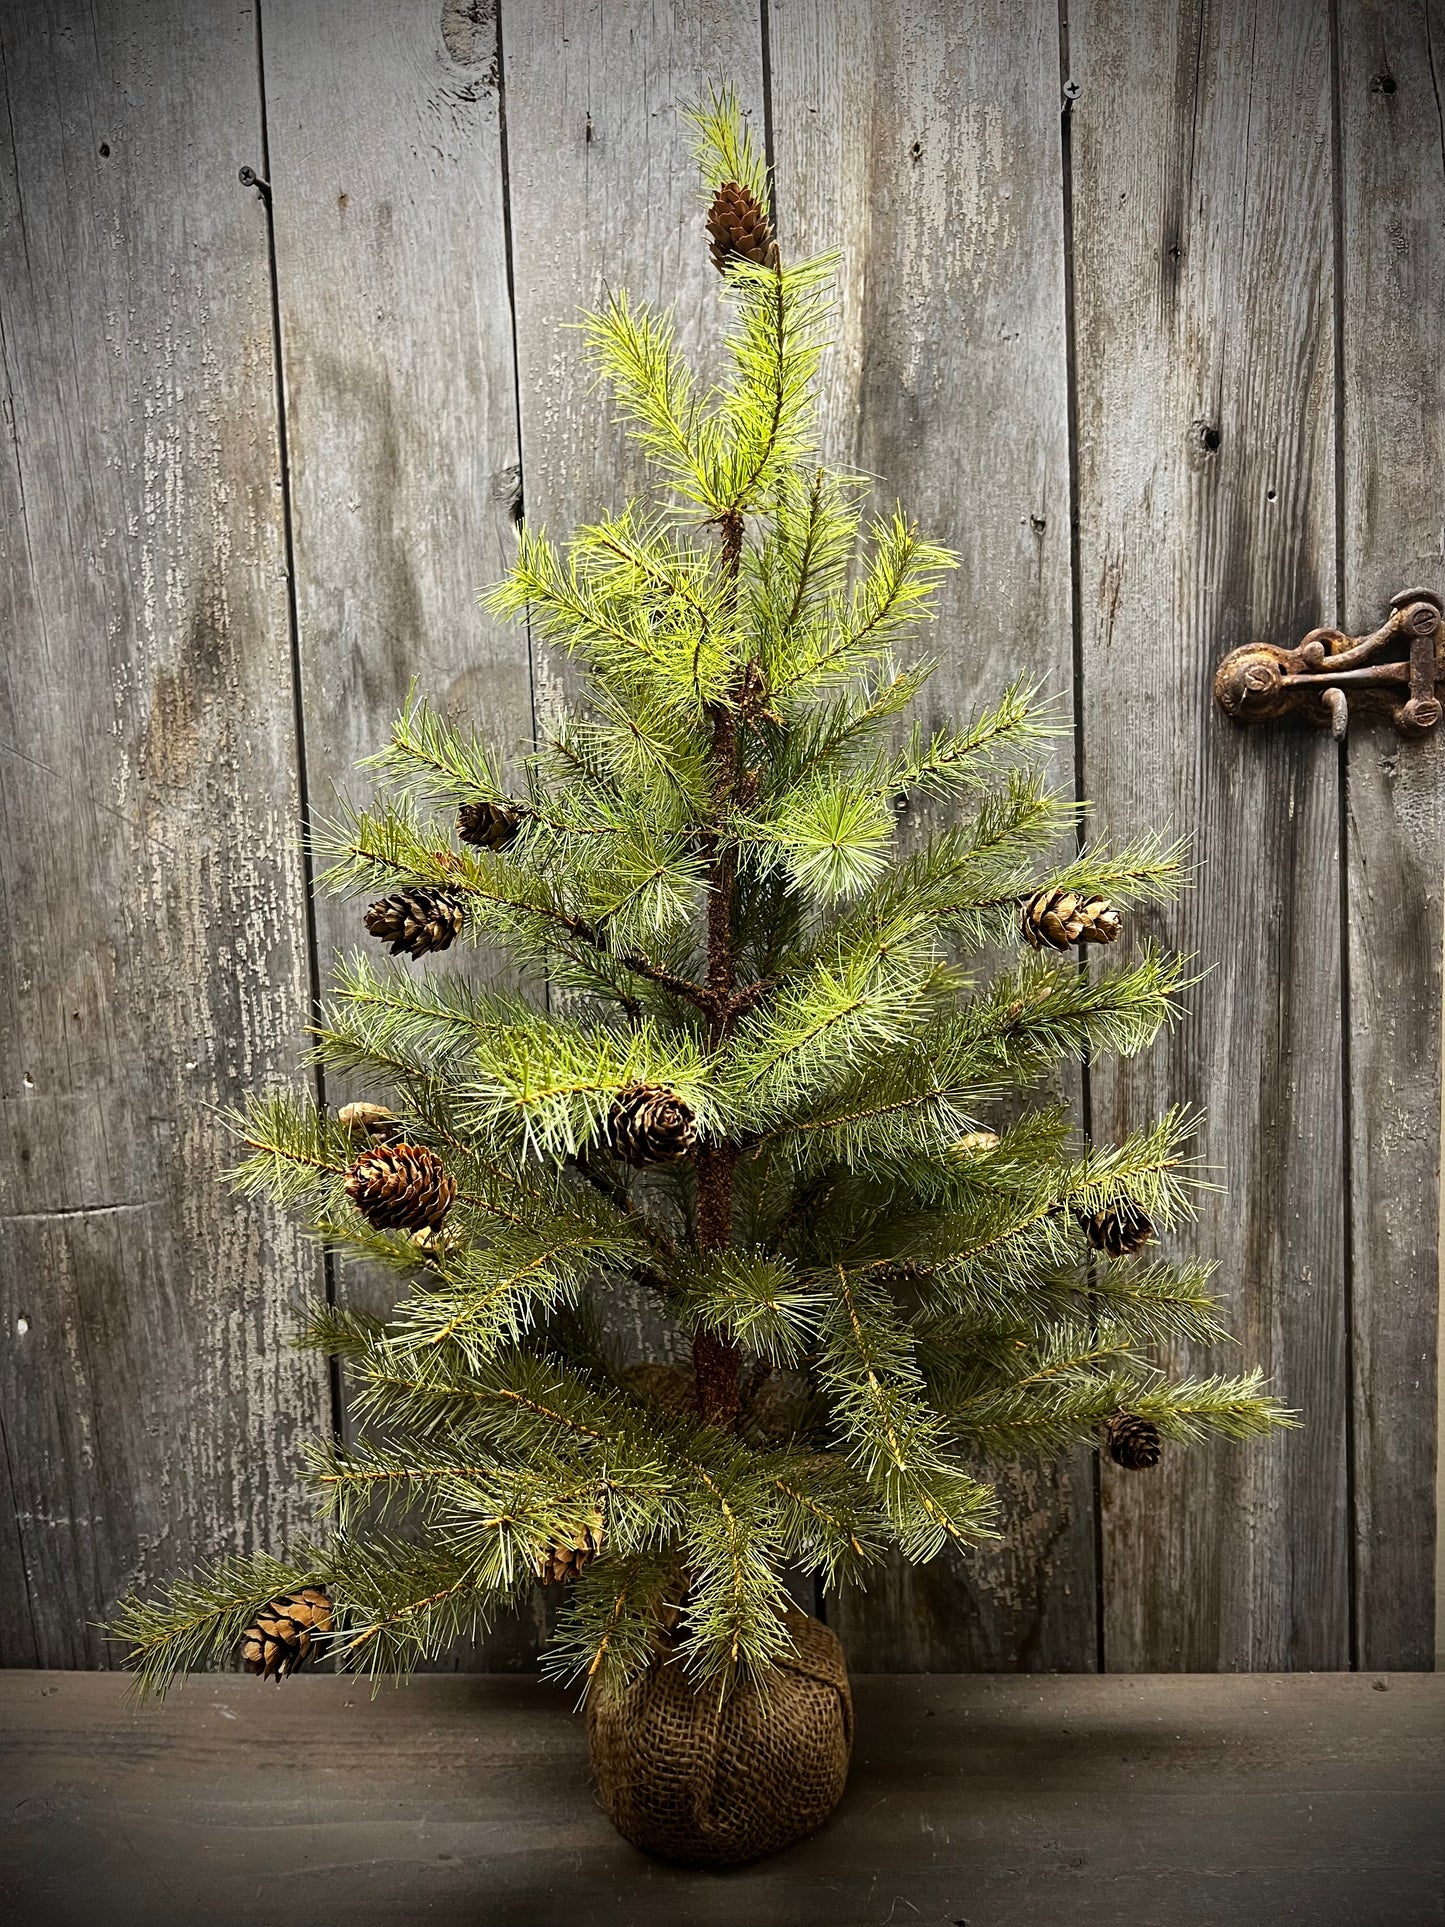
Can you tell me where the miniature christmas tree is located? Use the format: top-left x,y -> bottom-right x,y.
117,91 -> 1286,1792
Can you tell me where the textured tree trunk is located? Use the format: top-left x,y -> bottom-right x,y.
691,512 -> 747,1427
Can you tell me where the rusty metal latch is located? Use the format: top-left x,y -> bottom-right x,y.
1213,589 -> 1444,740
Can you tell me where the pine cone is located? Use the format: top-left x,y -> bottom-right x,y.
1104,1411 -> 1163,1470
364,887 -> 464,958
345,1142 -> 456,1232
1076,1197 -> 1155,1258
1021,887 -> 1122,950
605,1085 -> 698,1165
535,1510 -> 605,1585
241,1586 -> 333,1680
706,180 -> 779,273
457,800 -> 522,851
336,1101 -> 403,1144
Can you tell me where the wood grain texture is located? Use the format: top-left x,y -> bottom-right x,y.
1338,0 -> 1445,1670
0,1 -> 328,1665
767,0 -> 1095,1670
262,0 -> 533,900
2,0 -> 1440,1682
500,0 -> 766,544
2,1669 -> 1442,1926
258,0 -> 541,1667
1069,0 -> 1350,1667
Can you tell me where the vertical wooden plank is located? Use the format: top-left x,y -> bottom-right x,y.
497,0 -> 767,750
261,0 -> 532,870
501,0 -> 766,544
1071,0 -> 1349,1667
1338,0 -> 1444,1671
0,0 -> 327,1664
258,0 -> 535,1664
767,0 -> 1095,1669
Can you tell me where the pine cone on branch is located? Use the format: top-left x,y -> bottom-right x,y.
1020,887 -> 1122,951
605,1085 -> 698,1166
706,181 -> 779,273
364,887 -> 465,958
1076,1197 -> 1155,1258
241,1587 -> 333,1680
457,800 -> 522,851
346,1142 -> 456,1233
535,1511 -> 605,1585
1104,1412 -> 1163,1470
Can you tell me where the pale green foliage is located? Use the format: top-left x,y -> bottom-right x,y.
686,83 -> 769,202
116,89 -> 1289,1705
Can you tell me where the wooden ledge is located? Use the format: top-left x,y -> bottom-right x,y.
2,1671 -> 1442,1925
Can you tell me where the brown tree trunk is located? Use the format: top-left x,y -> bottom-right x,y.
691,510 -> 746,1427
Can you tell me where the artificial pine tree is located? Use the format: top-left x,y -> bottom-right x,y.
115,89 -> 1288,1858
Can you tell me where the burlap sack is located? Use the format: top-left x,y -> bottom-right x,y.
586,1608 -> 852,1866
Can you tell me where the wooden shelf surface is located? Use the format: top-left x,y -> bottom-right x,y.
2,1670 -> 1441,1925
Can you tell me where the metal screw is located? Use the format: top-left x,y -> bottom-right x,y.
238,165 -> 272,201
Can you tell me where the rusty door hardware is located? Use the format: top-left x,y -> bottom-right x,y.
1213,589 -> 1444,740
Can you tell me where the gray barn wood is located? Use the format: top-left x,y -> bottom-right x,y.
2,1669 -> 1441,1926
0,0 -> 328,1665
256,0 -> 543,1667
1338,0 -> 1445,1672
1070,0 -> 1350,1669
0,0 -> 1438,1676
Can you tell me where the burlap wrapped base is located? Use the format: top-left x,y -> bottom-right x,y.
586,1609 -> 852,1866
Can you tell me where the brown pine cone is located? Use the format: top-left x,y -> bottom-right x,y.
1075,1197 -> 1155,1258
706,180 -> 779,273
535,1510 -> 605,1585
345,1142 -> 456,1233
1104,1412 -> 1163,1470
364,887 -> 464,958
1021,887 -> 1122,950
241,1586 -> 333,1680
605,1085 -> 698,1165
457,800 -> 522,851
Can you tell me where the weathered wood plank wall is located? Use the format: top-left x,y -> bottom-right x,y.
259,0 -> 538,1666
1338,0 -> 1445,1674
0,0 -> 330,1664
0,0 -> 1438,1672
1073,0 -> 1349,1670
